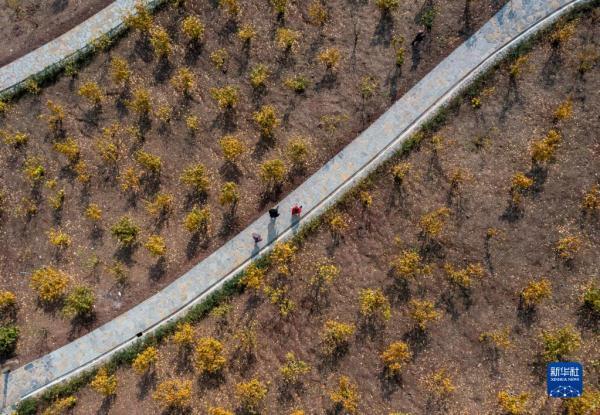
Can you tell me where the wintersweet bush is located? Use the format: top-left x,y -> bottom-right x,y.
90,367 -> 117,396
509,55 -> 528,78
510,172 -> 533,205
153,379 -> 192,409
145,193 -> 173,217
423,368 -> 455,398
240,264 -> 266,291
583,284 -> 600,314
264,285 -> 296,317
254,105 -> 280,137
284,75 -> 309,93
219,0 -> 241,17
250,64 -> 270,89
381,341 -> 412,377
443,262 -> 485,288
219,182 -> 239,208
62,286 -> 95,318
310,260 -> 340,294
210,48 -> 229,70
145,235 -> 167,257
276,28 -> 300,52
270,242 -> 297,276
49,189 -> 66,211
233,324 -> 257,357
479,327 -> 513,351
219,135 -> 246,163
392,34 -> 405,66
418,207 -> 451,239
119,167 -> 141,192
149,25 -> 172,57
359,288 -> 391,323
211,85 -> 238,109
390,162 -> 411,184
562,389 -> 600,415
0,325 -> 19,356
540,326 -> 581,362
127,87 -> 152,114
0,290 -> 16,312
329,375 -> 359,414
375,0 -> 400,12
408,299 -> 440,330
2,130 -> 29,148
194,337 -> 227,375
238,24 -> 256,42
111,216 -> 140,246
48,228 -> 71,249
318,47 -> 342,70
279,352 -> 310,384
180,164 -> 210,193
170,67 -> 196,95
328,211 -> 349,240
124,4 -> 153,32
181,15 -> 205,42
271,0 -> 288,15
321,320 -> 355,356
582,185 -> 600,213
172,322 -> 195,348
554,98 -> 573,121
308,1 -> 328,25
391,250 -> 431,280
530,129 -> 562,164
497,390 -> 529,415
555,235 -> 582,261
42,396 -> 77,415
41,100 -> 64,132
30,267 -> 70,303
135,150 -> 162,174
78,81 -> 105,105
23,157 -> 45,183
520,278 -> 552,308
209,408 -> 234,415
259,159 -> 287,191
236,379 -> 268,412
110,56 -> 131,86
184,206 -> 211,233
550,19 -> 578,45
132,346 -> 159,374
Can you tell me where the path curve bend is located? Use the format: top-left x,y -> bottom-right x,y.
0,0 -> 591,412
0,0 -> 164,99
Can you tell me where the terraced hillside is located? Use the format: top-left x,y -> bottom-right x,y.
15,5 -> 600,415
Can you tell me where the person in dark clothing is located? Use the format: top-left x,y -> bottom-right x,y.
252,233 -> 262,243
411,30 -> 426,47
269,207 -> 280,219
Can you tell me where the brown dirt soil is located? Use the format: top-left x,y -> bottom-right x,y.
53,9 -> 600,415
0,0 -> 114,67
0,0 -> 508,365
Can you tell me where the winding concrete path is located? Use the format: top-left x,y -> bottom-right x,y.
0,0 -> 591,412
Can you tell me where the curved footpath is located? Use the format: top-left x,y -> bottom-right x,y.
0,0 -> 592,412
0,0 -> 164,99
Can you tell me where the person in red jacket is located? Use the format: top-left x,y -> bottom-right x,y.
291,204 -> 302,216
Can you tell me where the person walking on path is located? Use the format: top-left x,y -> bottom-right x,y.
269,206 -> 280,219
411,27 -> 427,47
291,204 -> 302,217
252,233 -> 262,244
